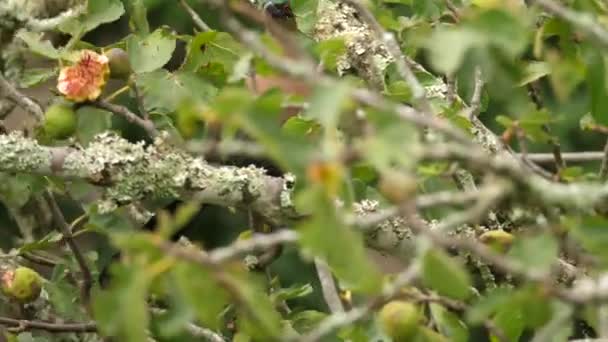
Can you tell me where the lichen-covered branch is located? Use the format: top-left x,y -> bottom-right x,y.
0,131 -> 298,225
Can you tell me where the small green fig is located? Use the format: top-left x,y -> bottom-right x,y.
105,48 -> 131,79
378,300 -> 422,341
1,266 -> 43,303
43,103 -> 77,139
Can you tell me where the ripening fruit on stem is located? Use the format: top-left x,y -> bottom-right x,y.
105,48 -> 131,79
43,103 -> 77,139
378,300 -> 422,341
1,266 -> 43,303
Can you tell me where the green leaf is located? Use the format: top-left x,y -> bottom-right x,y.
304,82 -> 351,131
136,70 -> 217,114
568,216 -> 608,265
76,106 -> 112,145
466,287 -> 512,323
493,299 -> 525,342
59,0 -> 125,35
359,109 -> 419,171
214,88 -> 314,174
297,188 -> 382,293
93,264 -> 150,342
314,38 -> 347,72
384,80 -> 413,102
507,233 -> 558,274
271,283 -> 313,303
585,49 -> 608,125
429,303 -> 469,342
18,231 -> 63,253
173,263 -> 229,330
293,0 -> 319,35
230,271 -> 284,339
519,61 -> 551,86
127,28 -> 177,74
18,67 -> 57,88
181,31 -> 243,74
289,310 -> 328,334
426,27 -> 482,75
421,249 -> 472,300
16,31 -> 60,59
426,9 -> 527,75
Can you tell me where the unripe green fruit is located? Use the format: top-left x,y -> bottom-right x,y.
378,301 -> 422,341
43,104 -> 77,139
1,267 -> 43,303
105,48 -> 131,79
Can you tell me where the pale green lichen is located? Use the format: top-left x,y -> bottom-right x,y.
62,132 -> 293,221
0,131 -> 52,174
313,0 -> 393,89
354,199 -> 414,258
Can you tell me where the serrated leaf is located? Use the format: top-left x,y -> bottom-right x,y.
127,28 -> 176,74
136,70 -> 217,114
181,31 -> 243,74
314,38 -> 346,72
18,231 -> 63,253
173,263 -> 228,330
18,67 -> 57,88
59,0 -> 125,35
76,106 -> 112,145
16,31 -> 60,59
422,249 -> 472,300
93,264 -> 149,342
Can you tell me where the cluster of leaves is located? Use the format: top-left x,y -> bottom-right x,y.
5,0 -> 608,341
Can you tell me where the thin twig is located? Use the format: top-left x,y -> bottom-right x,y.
45,192 -> 93,305
0,73 -> 44,121
314,258 -> 344,313
599,137 -> 608,181
151,308 -> 225,342
180,0 -> 211,31
0,317 -> 96,333
94,100 -> 158,138
132,83 -> 150,120
467,67 -> 484,120
208,230 -> 298,263
519,151 -> 605,163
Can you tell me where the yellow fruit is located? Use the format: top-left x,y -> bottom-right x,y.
379,171 -> 417,203
1,266 -> 43,303
378,301 -> 422,341
43,103 -> 77,139
105,48 -> 131,79
479,230 -> 514,253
